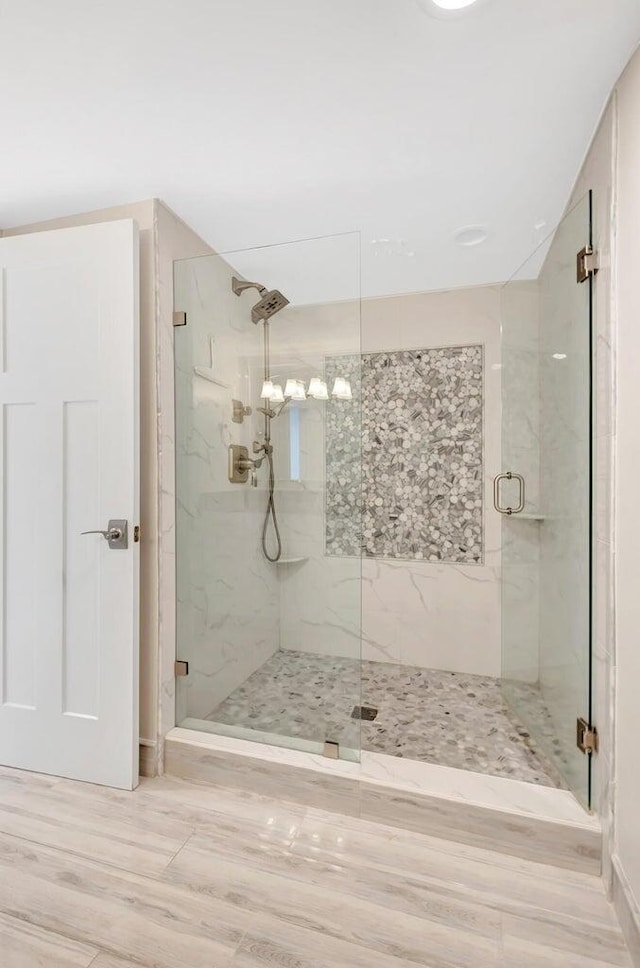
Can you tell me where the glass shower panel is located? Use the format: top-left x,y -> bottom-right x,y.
500,193 -> 593,806
174,233 -> 362,761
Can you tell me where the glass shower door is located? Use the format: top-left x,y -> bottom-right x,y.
173,233 -> 362,762
500,193 -> 593,807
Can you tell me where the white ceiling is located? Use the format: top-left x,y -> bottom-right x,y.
1,0 -> 639,299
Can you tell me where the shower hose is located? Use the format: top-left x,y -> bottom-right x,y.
261,449 -> 282,562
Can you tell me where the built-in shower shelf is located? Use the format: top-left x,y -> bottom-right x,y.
275,557 -> 309,565
193,337 -> 231,387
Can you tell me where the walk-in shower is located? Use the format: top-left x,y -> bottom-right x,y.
173,206 -> 595,808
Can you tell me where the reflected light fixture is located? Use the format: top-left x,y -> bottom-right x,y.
284,379 -> 298,398
261,379 -> 275,399
308,377 -> 329,400
271,383 -> 285,403
552,353 -> 568,361
332,377 -> 353,401
284,379 -> 306,401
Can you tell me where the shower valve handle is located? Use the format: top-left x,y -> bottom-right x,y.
236,456 -> 263,472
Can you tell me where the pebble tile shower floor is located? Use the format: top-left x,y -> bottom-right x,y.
207,650 -> 564,787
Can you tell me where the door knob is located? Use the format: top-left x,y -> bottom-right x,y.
81,519 -> 128,549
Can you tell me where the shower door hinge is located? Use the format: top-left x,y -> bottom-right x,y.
174,660 -> 189,678
577,246 -> 599,284
577,717 -> 599,754
173,311 -> 187,327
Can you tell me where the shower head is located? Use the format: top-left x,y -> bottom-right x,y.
232,276 -> 289,323
249,288 -> 289,323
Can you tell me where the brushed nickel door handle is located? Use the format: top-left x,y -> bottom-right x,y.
81,519 -> 129,549
493,472 -> 525,515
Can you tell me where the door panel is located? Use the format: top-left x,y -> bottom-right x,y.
501,193 -> 593,807
0,221 -> 139,789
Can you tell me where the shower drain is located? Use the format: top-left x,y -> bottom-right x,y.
351,705 -> 378,721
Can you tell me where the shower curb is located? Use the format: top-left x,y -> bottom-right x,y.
164,734 -> 601,875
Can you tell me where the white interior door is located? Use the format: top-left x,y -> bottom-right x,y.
0,220 -> 139,790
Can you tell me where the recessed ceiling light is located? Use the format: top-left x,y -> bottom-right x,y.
432,0 -> 481,8
552,353 -> 567,360
415,0 -> 486,16
454,225 -> 489,247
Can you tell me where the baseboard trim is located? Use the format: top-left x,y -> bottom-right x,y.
164,734 -> 601,874
139,739 -> 158,778
612,856 -> 640,967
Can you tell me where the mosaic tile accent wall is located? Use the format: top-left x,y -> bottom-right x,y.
325,354 -> 362,556
325,345 -> 484,563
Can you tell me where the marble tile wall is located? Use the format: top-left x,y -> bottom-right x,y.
266,314 -> 362,663
536,196 -> 593,809
155,204 -> 219,764
280,287 -> 502,676
326,346 -> 484,564
361,290 -> 502,676
172,252 -> 280,722
500,280 -> 541,687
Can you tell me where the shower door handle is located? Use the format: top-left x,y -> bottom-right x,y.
493,472 -> 525,515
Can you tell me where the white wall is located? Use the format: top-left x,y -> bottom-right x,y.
614,46 -> 640,950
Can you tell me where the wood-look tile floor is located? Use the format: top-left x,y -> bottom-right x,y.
0,765 -> 630,968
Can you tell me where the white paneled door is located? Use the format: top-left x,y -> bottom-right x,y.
0,220 -> 140,790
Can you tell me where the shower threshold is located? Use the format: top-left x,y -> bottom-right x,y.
164,725 -> 600,874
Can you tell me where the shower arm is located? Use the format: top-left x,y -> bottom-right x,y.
231,277 -> 267,297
